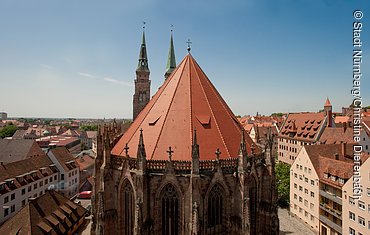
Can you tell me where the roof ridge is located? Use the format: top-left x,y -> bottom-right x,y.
117,57 -> 186,156
151,56 -> 189,160
190,57 -> 230,158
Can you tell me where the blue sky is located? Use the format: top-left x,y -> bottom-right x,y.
0,0 -> 369,118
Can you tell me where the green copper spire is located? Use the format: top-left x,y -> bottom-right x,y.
136,29 -> 150,73
164,30 -> 176,79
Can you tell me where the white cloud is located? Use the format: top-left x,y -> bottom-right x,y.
40,64 -> 54,69
103,77 -> 132,87
77,72 -> 96,79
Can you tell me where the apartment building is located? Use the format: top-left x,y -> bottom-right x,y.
47,147 -> 79,198
0,155 -> 59,224
342,155 -> 370,235
290,146 -> 320,231
290,143 -> 364,234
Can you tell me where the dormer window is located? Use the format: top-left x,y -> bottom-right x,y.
0,183 -> 4,190
5,179 -> 14,187
331,175 -> 337,181
324,173 -> 329,179
339,178 -> 344,184
16,175 -> 24,183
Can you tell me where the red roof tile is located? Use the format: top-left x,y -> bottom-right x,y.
112,54 -> 256,160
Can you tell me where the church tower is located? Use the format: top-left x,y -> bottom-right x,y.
133,28 -> 151,120
164,29 -> 176,79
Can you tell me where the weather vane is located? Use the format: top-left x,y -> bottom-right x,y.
171,24 -> 173,33
186,39 -> 192,52
143,21 -> 146,30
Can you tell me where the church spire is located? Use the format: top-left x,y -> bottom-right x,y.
164,28 -> 176,79
136,25 -> 150,73
133,23 -> 151,120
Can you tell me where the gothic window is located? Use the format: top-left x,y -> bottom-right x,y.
139,92 -> 143,102
207,184 -> 223,235
161,184 -> 179,235
249,177 -> 257,235
121,180 -> 134,235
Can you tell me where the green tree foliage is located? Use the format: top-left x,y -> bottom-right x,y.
271,113 -> 284,117
80,124 -> 98,131
0,124 -> 18,138
275,162 -> 290,207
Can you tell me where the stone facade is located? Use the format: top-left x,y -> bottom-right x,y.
92,124 -> 279,235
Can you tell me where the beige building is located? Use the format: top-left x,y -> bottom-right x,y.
342,154 -> 370,235
290,143 -> 363,235
290,146 -> 320,232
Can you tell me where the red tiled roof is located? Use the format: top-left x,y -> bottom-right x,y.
324,97 -> 332,107
319,127 -> 354,144
75,154 -> 94,171
279,112 -> 325,142
112,54 -> 257,160
0,139 -> 45,164
305,144 -> 369,188
0,190 -> 87,235
334,116 -> 350,124
48,147 -> 77,172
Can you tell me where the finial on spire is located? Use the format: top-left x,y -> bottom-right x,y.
186,39 -> 192,53
215,148 -> 221,161
170,24 -> 173,33
143,21 -> 146,30
167,146 -> 174,161
124,143 -> 130,157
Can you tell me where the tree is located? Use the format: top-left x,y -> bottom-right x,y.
270,113 -> 284,117
0,124 -> 18,138
275,162 -> 290,207
80,124 -> 98,132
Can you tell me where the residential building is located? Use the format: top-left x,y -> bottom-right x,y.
250,125 -> 279,156
37,135 -> 81,154
290,143 -> 368,235
0,112 -> 7,120
47,147 -> 79,198
75,152 -> 94,185
0,190 -> 87,234
278,98 -> 332,165
0,154 -> 59,224
342,155 -> 370,235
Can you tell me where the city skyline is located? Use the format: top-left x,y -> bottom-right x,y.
0,0 -> 369,118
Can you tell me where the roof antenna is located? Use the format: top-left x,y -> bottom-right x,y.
186,39 -> 192,53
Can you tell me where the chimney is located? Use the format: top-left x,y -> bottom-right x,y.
326,109 -> 333,127
341,142 -> 346,157
343,122 -> 347,133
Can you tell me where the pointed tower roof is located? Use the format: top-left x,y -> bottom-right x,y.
136,31 -> 150,73
324,97 -> 332,107
164,32 -> 176,79
112,54 -> 257,160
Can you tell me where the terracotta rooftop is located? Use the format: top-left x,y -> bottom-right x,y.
0,154 -> 57,196
112,54 -> 256,160
319,127 -> 354,144
304,144 -> 369,188
279,112 -> 326,142
334,116 -> 350,124
0,190 -> 87,235
324,97 -> 332,107
75,154 -> 95,171
48,147 -> 77,172
0,139 -> 45,164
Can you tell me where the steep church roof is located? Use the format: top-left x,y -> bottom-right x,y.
112,54 -> 256,160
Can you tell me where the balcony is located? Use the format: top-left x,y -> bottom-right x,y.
319,215 -> 342,234
319,203 -> 342,219
319,189 -> 342,205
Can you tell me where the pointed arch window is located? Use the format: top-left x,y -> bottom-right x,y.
207,184 -> 223,235
161,184 -> 179,235
121,180 -> 134,235
249,177 -> 257,235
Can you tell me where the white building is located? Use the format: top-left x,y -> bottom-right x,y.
47,147 -> 79,198
0,155 -> 59,224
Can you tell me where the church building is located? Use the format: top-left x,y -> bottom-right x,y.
92,29 -> 279,235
